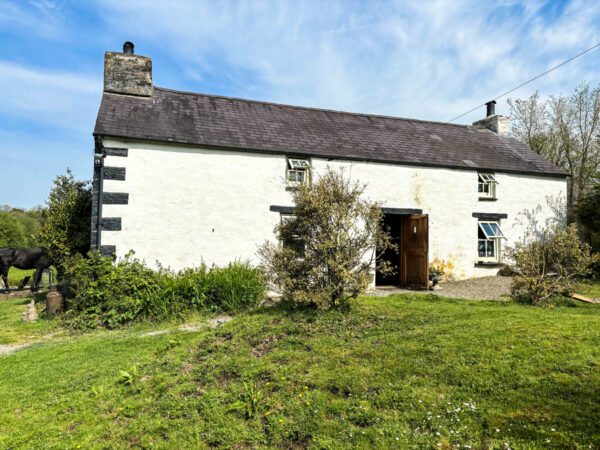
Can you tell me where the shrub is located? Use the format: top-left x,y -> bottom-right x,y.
210,262 -> 267,312
0,211 -> 27,248
506,224 -> 594,305
258,167 -> 394,310
63,253 -> 266,329
39,170 -> 92,279
589,254 -> 600,280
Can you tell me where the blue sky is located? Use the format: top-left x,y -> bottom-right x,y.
1,0 -> 600,208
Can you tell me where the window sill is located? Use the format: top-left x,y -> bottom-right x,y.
478,197 -> 497,201
474,262 -> 503,267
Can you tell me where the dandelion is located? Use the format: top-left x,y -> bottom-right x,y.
265,411 -> 272,416
281,377 -> 285,380
306,402 -> 310,405
304,386 -> 308,390
298,393 -> 303,398
266,382 -> 270,386
279,419 -> 283,423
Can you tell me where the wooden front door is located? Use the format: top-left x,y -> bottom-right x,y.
401,215 -> 428,288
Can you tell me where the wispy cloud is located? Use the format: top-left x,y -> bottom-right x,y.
0,0 -> 67,39
94,0 -> 600,123
0,61 -> 100,131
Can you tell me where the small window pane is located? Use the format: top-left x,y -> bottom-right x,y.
481,223 -> 494,237
489,222 -> 505,237
478,240 -> 486,257
289,159 -> 309,169
486,240 -> 495,257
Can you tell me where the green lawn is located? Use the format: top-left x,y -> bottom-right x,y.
4,267 -> 56,288
1,292 -> 600,448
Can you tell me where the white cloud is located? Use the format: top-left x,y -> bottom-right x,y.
91,0 -> 600,125
0,61 -> 101,132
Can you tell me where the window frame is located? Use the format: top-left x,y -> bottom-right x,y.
477,220 -> 505,263
478,172 -> 498,199
286,157 -> 310,185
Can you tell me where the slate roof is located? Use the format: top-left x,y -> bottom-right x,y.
94,87 -> 566,177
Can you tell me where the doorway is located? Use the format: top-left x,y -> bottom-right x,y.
376,213 -> 429,288
376,213 -> 402,285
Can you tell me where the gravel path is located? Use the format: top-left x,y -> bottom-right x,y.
367,276 -> 512,300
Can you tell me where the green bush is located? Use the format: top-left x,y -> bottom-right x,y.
63,253 -> 265,329
210,262 -> 267,312
506,224 -> 594,305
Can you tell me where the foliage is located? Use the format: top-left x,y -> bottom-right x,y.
506,223 -> 594,305
230,379 -> 264,418
589,253 -> 600,280
118,364 -> 138,386
577,183 -> 600,234
39,170 -> 92,279
496,264 -> 518,277
508,83 -> 600,217
0,206 -> 43,248
210,262 -> 267,312
63,252 -> 266,329
259,167 -> 394,310
3,291 -> 600,448
0,211 -> 27,248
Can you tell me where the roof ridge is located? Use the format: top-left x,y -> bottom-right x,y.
152,86 -> 473,129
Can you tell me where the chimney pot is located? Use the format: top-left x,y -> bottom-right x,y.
123,41 -> 134,54
486,100 -> 496,117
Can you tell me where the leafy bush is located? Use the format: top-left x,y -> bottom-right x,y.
0,211 -> 27,248
506,224 -> 594,305
63,253 -> 265,329
589,253 -> 600,280
259,167 -> 394,310
39,170 -> 92,279
210,262 -> 267,312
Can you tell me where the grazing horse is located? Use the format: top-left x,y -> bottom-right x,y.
0,247 -> 51,292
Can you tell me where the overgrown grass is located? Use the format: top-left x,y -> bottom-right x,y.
1,290 -> 600,448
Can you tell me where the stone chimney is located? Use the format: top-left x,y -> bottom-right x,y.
104,42 -> 152,97
472,100 -> 510,136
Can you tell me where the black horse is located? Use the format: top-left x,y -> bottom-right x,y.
0,247 -> 51,292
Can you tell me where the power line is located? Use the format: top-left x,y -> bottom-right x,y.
448,42 -> 600,123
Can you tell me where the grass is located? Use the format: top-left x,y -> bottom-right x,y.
576,279 -> 600,298
0,293 -> 61,345
5,267 -> 56,288
1,287 -> 600,448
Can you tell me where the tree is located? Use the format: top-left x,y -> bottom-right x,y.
508,83 -> 600,218
39,170 -> 92,278
258,167 -> 394,309
577,182 -> 600,251
0,211 -> 27,248
506,224 -> 593,305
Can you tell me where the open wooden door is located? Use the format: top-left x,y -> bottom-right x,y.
401,215 -> 428,288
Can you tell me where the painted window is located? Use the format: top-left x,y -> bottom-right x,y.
286,158 -> 310,184
477,220 -> 505,262
478,172 -> 497,199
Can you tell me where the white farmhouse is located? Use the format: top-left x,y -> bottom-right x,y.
91,43 -> 566,288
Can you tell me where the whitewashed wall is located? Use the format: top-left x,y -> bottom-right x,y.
100,138 -> 566,279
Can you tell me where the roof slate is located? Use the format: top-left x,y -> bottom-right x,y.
94,87 -> 566,177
